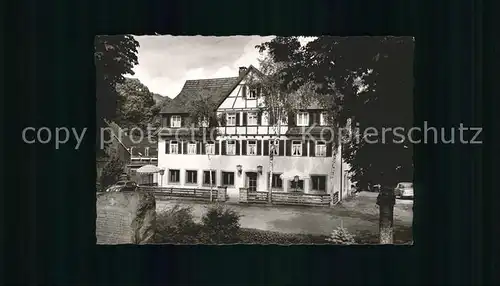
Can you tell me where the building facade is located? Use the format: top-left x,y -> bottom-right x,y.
156,66 -> 352,201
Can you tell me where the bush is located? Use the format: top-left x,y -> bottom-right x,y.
200,204 -> 241,244
99,152 -> 125,191
326,224 -> 356,245
155,205 -> 201,243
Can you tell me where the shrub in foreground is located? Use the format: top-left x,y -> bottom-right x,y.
200,204 -> 241,244
155,204 -> 201,243
326,225 -> 356,244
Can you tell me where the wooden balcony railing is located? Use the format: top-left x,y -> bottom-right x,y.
240,188 -> 332,207
139,186 -> 227,202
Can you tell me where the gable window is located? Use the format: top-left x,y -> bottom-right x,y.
296,112 -> 309,126
290,179 -> 304,191
269,140 -> 279,156
170,141 -> 179,154
171,115 -> 181,128
226,113 -> 237,126
248,88 -> 258,99
187,142 -> 197,155
144,147 -> 149,157
247,112 -> 258,125
169,169 -> 180,183
185,170 -> 198,184
222,171 -> 235,186
292,141 -> 302,156
320,112 -> 328,126
206,142 -> 215,155
203,170 -> 216,186
247,140 -> 257,155
311,175 -> 327,192
226,140 -> 236,155
315,141 -> 327,157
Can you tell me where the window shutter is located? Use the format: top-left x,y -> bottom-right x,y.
288,112 -> 295,126
215,141 -> 220,155
183,141 -> 188,154
236,113 -> 241,126
257,113 -> 262,125
166,115 -> 171,127
196,142 -> 201,154
242,85 -> 247,98
302,141 -> 308,156
279,140 -> 285,156
326,142 -> 333,157
201,142 -> 206,154
263,140 -> 269,155
236,140 -> 240,155
257,140 -> 262,155
309,140 -> 316,157
308,113 -> 313,126
241,140 -> 247,155
242,112 -> 247,126
286,140 -> 291,156
165,141 -> 170,154
221,141 -> 226,155
313,112 -> 319,125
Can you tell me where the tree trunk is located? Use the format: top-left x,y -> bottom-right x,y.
376,188 -> 396,244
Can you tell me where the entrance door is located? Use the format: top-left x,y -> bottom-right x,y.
246,172 -> 258,192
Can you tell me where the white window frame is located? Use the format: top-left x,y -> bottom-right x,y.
226,113 -> 236,126
222,171 -> 235,186
247,112 -> 258,125
169,169 -> 180,183
248,88 -> 258,99
171,115 -> 181,128
185,170 -> 198,185
187,142 -> 197,155
320,112 -> 328,126
199,116 -> 209,127
269,140 -> 279,155
170,140 -> 179,154
247,140 -> 257,156
261,111 -> 269,126
227,140 -> 236,155
311,175 -> 327,192
292,141 -> 302,156
206,143 -> 215,155
315,141 -> 327,157
296,112 -> 309,126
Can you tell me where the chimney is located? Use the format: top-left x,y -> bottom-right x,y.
239,66 -> 247,77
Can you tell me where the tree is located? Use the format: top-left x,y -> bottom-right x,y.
257,36 -> 414,190
95,35 -> 139,155
115,77 -> 157,132
99,146 -> 126,191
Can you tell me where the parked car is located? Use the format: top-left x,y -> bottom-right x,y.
394,182 -> 414,199
105,180 -> 138,192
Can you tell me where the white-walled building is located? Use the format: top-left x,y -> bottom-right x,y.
156,65 -> 352,203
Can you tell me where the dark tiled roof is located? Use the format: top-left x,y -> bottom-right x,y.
160,77 -> 240,114
160,65 -> 263,114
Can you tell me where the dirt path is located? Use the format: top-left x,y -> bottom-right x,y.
156,191 -> 413,236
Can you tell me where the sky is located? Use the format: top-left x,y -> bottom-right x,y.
127,35 -> 316,98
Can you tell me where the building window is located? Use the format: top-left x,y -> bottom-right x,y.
290,179 -> 304,191
206,142 -> 215,155
261,111 -> 269,125
171,115 -> 181,127
169,169 -> 180,183
199,117 -> 209,127
311,175 -> 327,192
185,170 -> 198,184
187,142 -> 197,155
203,170 -> 216,186
144,147 -> 150,157
222,172 -> 235,186
292,141 -> 302,156
268,173 -> 283,189
247,112 -> 258,125
269,140 -> 279,155
227,140 -> 236,155
320,112 -> 328,126
247,140 -> 257,155
248,88 -> 258,99
296,112 -> 309,126
170,141 -> 179,154
226,113 -> 237,126
316,141 -> 327,157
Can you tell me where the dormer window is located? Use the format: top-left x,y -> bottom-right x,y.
296,112 -> 309,126
171,115 -> 181,128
